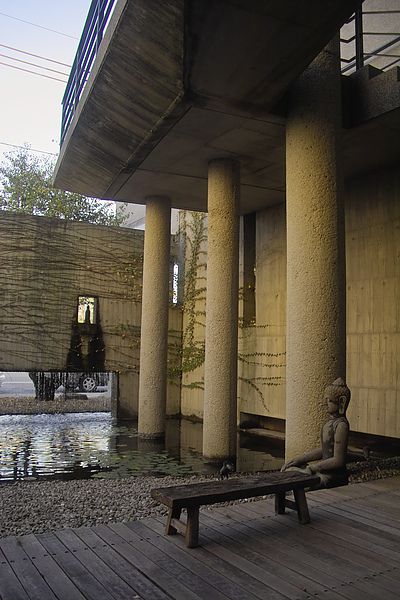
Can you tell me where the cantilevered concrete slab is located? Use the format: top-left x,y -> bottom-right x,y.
53,0 -> 362,213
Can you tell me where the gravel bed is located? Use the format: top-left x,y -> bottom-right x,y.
1,457 -> 399,539
0,474 -> 215,538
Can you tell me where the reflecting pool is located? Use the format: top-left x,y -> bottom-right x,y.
0,412 -> 284,482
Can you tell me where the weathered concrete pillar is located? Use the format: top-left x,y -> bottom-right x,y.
203,158 -> 240,461
138,196 -> 171,438
285,37 -> 346,459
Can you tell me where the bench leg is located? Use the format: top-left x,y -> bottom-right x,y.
185,506 -> 199,548
293,488 -> 310,524
275,491 -> 286,515
275,489 -> 311,524
166,507 -> 181,535
165,506 -> 199,548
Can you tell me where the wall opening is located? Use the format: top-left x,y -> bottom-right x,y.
77,296 -> 97,324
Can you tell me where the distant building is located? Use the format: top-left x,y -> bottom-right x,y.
117,201 -> 180,234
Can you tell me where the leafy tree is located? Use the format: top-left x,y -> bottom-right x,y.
0,146 -> 126,226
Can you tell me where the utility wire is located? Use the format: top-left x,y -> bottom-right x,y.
0,12 -> 79,40
0,61 -> 67,83
0,142 -> 58,156
0,43 -> 71,68
0,53 -> 69,77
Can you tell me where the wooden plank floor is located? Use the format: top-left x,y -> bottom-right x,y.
0,476 -> 399,600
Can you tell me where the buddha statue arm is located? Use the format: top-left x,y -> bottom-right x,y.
281,447 -> 323,471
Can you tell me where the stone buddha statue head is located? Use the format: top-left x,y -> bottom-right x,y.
324,377 -> 351,416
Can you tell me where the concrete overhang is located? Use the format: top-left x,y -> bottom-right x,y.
53,0 -> 362,213
342,66 -> 400,180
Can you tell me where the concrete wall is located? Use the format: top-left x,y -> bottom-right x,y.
0,212 -> 181,418
346,165 -> 400,437
178,206 -> 288,424
179,164 -> 399,440
239,164 -> 400,439
238,203 -> 286,420
0,212 -> 144,373
179,212 -> 208,420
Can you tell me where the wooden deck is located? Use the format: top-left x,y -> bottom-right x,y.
0,476 -> 399,600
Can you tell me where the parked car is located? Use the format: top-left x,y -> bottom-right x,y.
0,372 -> 5,387
61,372 -> 109,393
28,372 -> 110,399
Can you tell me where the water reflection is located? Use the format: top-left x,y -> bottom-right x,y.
0,413 -> 284,482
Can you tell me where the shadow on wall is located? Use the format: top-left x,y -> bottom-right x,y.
27,295 -> 109,402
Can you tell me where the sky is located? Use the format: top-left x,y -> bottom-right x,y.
0,0 -> 92,163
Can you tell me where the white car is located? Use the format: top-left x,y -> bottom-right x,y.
0,373 -> 5,387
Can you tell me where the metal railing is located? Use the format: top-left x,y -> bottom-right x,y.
341,5 -> 400,74
60,0 -> 115,145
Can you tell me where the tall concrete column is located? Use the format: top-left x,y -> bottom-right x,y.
138,196 -> 171,438
285,37 -> 346,459
203,158 -> 240,461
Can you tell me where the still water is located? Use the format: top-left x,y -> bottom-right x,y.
0,413 -> 284,483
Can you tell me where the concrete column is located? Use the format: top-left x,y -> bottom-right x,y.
138,196 -> 171,438
117,371 -> 139,419
203,158 -> 240,461
285,37 -> 346,459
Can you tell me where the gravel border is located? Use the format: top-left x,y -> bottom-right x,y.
1,458 -> 399,539
0,474 -> 213,538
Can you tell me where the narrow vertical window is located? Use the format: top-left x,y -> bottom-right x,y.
243,213 -> 256,324
77,296 -> 97,324
172,263 -> 179,304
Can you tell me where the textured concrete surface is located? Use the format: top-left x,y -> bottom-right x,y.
285,38 -> 347,460
0,395 -> 110,415
54,0 -> 362,211
138,196 -> 171,437
0,212 -> 143,374
203,159 -> 240,460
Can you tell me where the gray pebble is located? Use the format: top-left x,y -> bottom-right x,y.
0,474 -> 214,538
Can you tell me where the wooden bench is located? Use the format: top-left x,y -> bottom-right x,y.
151,470 -> 320,547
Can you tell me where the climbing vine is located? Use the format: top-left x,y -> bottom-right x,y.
167,210 -> 286,410
167,211 -> 207,387
107,252 -> 143,302
0,213 -> 144,375
0,209 -> 285,410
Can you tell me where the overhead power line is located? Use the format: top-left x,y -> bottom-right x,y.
0,52 -> 69,77
0,12 -> 79,40
0,61 -> 67,83
0,142 -> 58,156
0,44 -> 72,68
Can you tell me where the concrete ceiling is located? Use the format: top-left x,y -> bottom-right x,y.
108,101 -> 400,213
106,106 -> 287,212
53,0 -> 367,214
